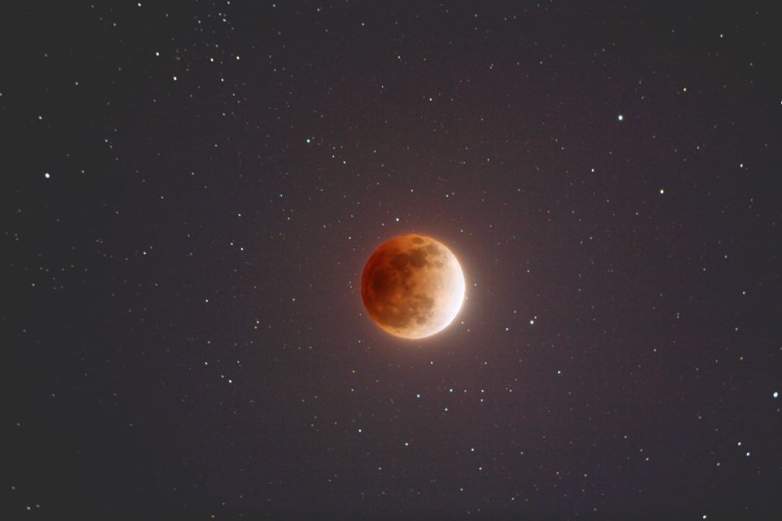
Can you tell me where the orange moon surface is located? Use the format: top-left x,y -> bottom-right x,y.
361,234 -> 466,339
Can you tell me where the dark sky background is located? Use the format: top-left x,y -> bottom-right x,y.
6,1 -> 782,519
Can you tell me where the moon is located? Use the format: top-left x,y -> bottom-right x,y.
361,234 -> 466,339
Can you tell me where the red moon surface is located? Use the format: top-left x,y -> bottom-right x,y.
361,234 -> 466,339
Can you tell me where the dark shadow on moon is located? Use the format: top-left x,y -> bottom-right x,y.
362,240 -> 445,331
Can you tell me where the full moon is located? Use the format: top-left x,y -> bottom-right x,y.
361,234 -> 466,339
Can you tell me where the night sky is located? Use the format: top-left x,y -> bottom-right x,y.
7,2 -> 782,519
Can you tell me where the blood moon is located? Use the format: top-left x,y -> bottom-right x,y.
361,234 -> 465,339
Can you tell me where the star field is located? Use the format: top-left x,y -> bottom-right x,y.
6,2 -> 782,519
